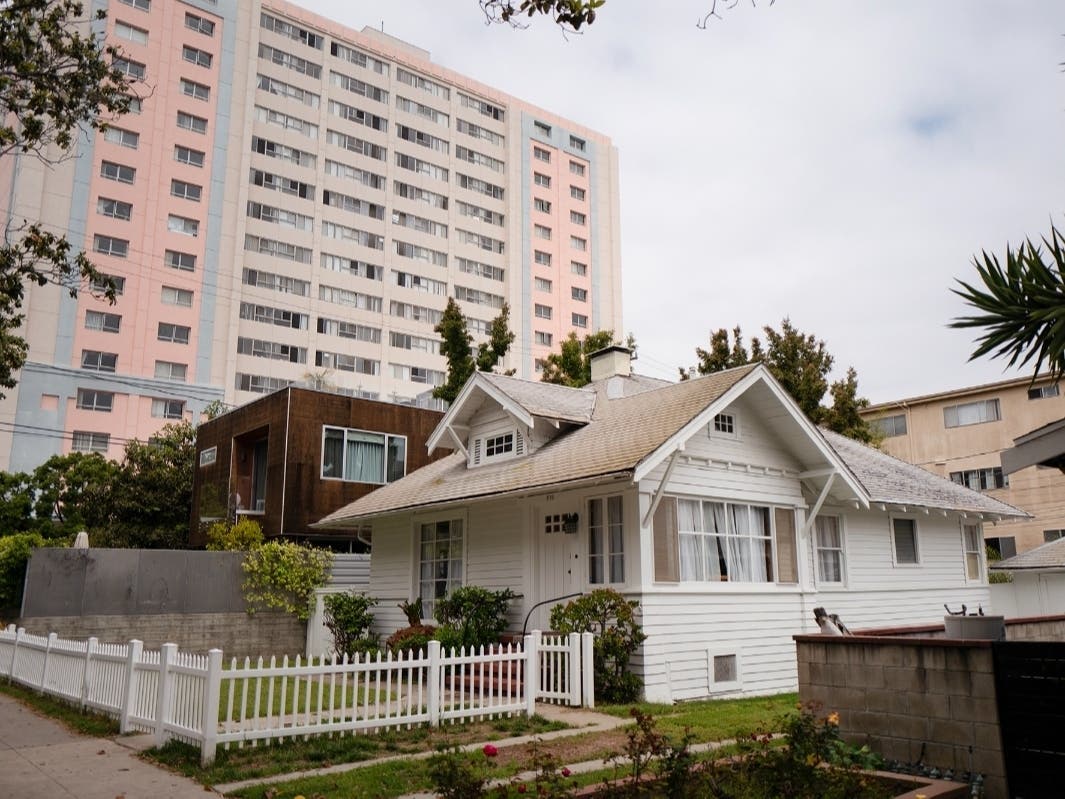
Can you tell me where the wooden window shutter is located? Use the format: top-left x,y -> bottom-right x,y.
774,507 -> 798,584
652,496 -> 680,583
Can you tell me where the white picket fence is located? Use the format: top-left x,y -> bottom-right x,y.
0,625 -> 593,766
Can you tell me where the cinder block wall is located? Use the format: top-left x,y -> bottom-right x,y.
16,612 -> 305,659
795,635 -> 1006,799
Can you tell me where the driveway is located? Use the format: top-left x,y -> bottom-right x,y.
0,692 -> 214,798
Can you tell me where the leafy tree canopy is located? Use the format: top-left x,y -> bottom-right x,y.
686,319 -> 877,443
950,222 -> 1065,383
433,299 -> 515,403
541,330 -> 631,387
0,0 -> 137,398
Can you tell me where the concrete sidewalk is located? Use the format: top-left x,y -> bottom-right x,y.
0,692 -> 215,799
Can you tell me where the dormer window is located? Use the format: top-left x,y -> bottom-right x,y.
471,428 -> 526,466
486,433 -> 513,457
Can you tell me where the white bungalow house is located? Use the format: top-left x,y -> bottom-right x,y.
315,348 -> 1027,701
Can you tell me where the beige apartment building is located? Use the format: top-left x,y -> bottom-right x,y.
862,375 -> 1065,556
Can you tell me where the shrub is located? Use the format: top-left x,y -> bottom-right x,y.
386,624 -> 436,656
323,591 -> 378,658
549,588 -> 646,703
0,532 -> 45,611
241,541 -> 332,620
398,596 -> 423,626
433,586 -> 517,651
204,517 -> 263,551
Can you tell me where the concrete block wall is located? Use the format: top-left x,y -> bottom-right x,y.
796,635 -> 1006,799
16,612 -> 306,659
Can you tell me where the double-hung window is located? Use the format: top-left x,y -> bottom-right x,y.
814,516 -> 845,584
417,518 -> 463,620
962,523 -> 982,580
892,518 -> 919,565
677,499 -> 773,582
588,495 -> 624,584
321,426 -> 406,484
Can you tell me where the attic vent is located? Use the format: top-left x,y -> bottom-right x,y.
472,438 -> 481,465
515,430 -> 525,456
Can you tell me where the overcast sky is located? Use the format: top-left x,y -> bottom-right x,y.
304,0 -> 1065,403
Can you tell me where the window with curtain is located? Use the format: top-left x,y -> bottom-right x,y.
588,495 -> 624,584
321,426 -> 407,484
814,516 -> 845,584
677,499 -> 773,582
418,519 -> 463,620
892,518 -> 919,564
962,523 -> 982,580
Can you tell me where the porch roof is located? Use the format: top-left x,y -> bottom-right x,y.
990,536 -> 1065,571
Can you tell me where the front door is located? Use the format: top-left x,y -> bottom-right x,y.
535,503 -> 581,631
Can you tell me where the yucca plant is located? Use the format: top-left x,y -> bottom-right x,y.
951,223 -> 1065,381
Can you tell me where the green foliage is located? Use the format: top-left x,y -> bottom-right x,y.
241,541 -> 333,620
399,596 -> 424,626
690,319 -> 877,443
541,330 -> 620,387
0,531 -> 45,610
0,470 -> 36,533
427,747 -> 491,799
29,452 -> 118,535
480,0 -> 605,31
549,588 -> 646,703
433,586 -> 517,651
205,517 -> 264,551
434,299 -> 516,403
986,544 -> 1013,584
386,624 -> 437,655
476,301 -> 516,372
323,591 -> 379,658
951,222 -> 1065,382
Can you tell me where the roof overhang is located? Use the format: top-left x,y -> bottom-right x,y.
1000,417 -> 1065,475
426,372 -> 535,454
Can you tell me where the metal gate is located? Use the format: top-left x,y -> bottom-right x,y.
992,641 -> 1065,798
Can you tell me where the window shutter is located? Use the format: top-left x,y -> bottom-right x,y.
774,508 -> 798,583
652,496 -> 680,582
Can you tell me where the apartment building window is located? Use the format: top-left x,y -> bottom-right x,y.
152,399 -> 185,420
248,202 -> 313,231
570,235 -> 587,251
534,121 -> 552,137
161,286 -> 194,307
571,185 -> 586,201
535,304 -> 552,320
534,172 -> 551,188
535,331 -> 553,346
252,169 -> 314,200
180,78 -> 210,101
103,126 -> 139,148
329,99 -> 387,131
534,224 -> 551,240
238,337 -> 307,364
80,350 -> 117,372
330,70 -> 388,103
165,250 -> 196,272
391,210 -> 447,238
535,277 -> 552,292
239,302 -> 309,330
588,495 -> 624,584
113,56 -> 146,79
572,287 -> 588,302
171,180 -> 202,202
393,270 -> 446,295
391,363 -> 445,386
395,67 -> 449,100
167,214 -> 199,237
456,258 -> 503,283
950,467 -> 1008,491
260,12 -> 324,49
97,197 -> 132,220
814,516 -> 845,584
572,313 -> 588,328
185,12 -> 215,36
456,119 -> 504,147
100,161 -> 135,184
157,322 -> 191,344
570,160 -> 586,176
533,146 -> 551,162
176,111 -> 208,134
72,431 -> 110,453
1044,530 -> 1064,543
534,198 -> 552,214
127,98 -> 142,114
459,92 -> 504,121
257,74 -> 320,108
891,518 -> 919,565
320,253 -> 383,281
456,173 -> 503,199
256,106 -> 317,138
534,250 -> 551,266
943,399 -> 1001,428
244,235 -> 313,265
457,229 -> 504,254
1028,384 -> 1060,400
571,261 -> 587,276
174,145 -> 205,167
871,413 -> 907,437
236,373 -> 290,394
90,274 -> 124,295
331,42 -> 388,75
570,210 -> 586,225
315,351 -> 379,375
318,284 -> 383,312
93,235 -> 128,257
85,311 -> 121,333
154,361 -> 187,382
569,135 -> 586,152
455,145 -> 503,172
454,285 -> 504,309
388,331 -> 439,354
321,318 -> 382,343
118,0 -> 149,10
389,301 -> 443,325
77,389 -> 113,412
182,45 -> 212,68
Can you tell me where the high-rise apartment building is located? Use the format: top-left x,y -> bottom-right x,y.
0,0 -> 622,473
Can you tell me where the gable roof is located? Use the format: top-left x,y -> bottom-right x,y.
314,367 -> 1028,529
820,429 -> 1027,519
990,536 -> 1065,571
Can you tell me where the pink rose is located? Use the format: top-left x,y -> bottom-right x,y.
561,768 -> 572,777
482,744 -> 498,757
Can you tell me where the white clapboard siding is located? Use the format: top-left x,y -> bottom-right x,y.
368,515 -> 416,634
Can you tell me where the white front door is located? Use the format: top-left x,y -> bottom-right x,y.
534,504 -> 581,631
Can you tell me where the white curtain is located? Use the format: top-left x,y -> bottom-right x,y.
344,431 -> 385,482
816,517 -> 842,582
678,500 -> 702,581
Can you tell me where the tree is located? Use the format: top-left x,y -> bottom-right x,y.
687,319 -> 877,442
434,299 -> 515,403
478,0 -> 772,31
541,330 -> 619,387
950,222 -> 1065,382
0,1 -> 137,398
29,451 -> 118,535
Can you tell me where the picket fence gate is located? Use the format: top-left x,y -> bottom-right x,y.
0,625 -> 594,766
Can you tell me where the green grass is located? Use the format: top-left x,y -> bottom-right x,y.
218,669 -> 395,721
598,692 -> 797,740
0,679 -> 120,737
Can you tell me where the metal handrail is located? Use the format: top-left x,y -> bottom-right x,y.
522,592 -> 583,637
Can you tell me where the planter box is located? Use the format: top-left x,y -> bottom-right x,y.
943,614 -> 1005,640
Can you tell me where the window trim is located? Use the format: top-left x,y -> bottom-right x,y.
890,516 -> 920,566
813,514 -> 847,587
708,412 -> 738,439
320,425 -> 407,485
961,521 -> 983,583
412,511 -> 467,623
587,493 -> 625,586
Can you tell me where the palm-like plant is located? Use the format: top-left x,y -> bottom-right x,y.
951,223 -> 1065,382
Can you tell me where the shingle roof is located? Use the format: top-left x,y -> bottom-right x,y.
990,537 -> 1065,571
315,366 -> 759,527
477,372 -> 596,423
820,429 -> 1028,518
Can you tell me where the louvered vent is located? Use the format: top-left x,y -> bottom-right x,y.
515,430 -> 526,456
472,438 -> 482,466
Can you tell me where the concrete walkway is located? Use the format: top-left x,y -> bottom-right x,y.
0,692 -> 215,799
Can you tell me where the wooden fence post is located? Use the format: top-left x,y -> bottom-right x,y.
581,632 -> 595,709
154,643 -> 177,747
120,640 -> 143,734
199,649 -> 223,767
427,640 -> 441,727
80,637 -> 98,710
39,632 -> 57,693
524,631 -> 540,717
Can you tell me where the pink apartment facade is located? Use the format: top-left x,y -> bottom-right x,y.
0,0 -> 623,473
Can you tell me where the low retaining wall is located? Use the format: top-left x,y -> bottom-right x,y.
16,612 -> 305,658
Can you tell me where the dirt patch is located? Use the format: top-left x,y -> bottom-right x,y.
490,730 -> 632,772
